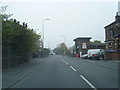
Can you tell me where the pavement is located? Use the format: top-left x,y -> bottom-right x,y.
2,55 -> 119,89
2,58 -> 46,88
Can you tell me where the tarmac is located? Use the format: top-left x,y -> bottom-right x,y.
2,57 -> 120,89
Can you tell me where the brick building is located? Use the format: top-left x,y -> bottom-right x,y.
73,37 -> 91,57
89,43 -> 106,50
73,37 -> 106,57
104,12 -> 120,60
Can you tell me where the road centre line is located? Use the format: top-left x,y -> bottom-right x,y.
70,66 -> 76,72
80,75 -> 97,90
59,57 -> 64,62
60,57 -> 76,71
65,62 -> 68,65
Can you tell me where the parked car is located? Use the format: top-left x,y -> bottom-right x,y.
91,51 -> 105,60
87,49 -> 105,60
81,54 -> 88,59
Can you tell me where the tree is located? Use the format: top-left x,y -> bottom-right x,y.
3,19 -> 41,55
2,5 -> 42,68
2,8 -> 41,56
53,43 -> 70,55
90,40 -> 102,44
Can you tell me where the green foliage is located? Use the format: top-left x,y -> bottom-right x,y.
2,16 -> 41,55
53,43 -> 70,55
90,40 -> 102,44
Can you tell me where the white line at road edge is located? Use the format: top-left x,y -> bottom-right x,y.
80,75 -> 97,90
70,66 -> 76,72
65,62 -> 68,65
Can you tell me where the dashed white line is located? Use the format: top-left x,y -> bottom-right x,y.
65,62 -> 68,65
70,66 -> 76,72
80,75 -> 97,90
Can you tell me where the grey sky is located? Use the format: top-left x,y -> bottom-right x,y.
2,1 -> 118,49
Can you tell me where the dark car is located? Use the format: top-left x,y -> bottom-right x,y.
91,51 -> 105,60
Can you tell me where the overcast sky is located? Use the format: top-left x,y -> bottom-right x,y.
2,0 -> 119,49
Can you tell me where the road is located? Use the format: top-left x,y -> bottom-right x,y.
9,55 -> 119,89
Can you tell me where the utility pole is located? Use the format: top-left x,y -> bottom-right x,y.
61,35 -> 66,55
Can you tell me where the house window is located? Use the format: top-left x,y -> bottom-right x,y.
109,43 -> 112,49
76,44 -> 79,53
106,43 -> 108,50
82,43 -> 87,49
76,44 -> 79,49
109,29 -> 114,39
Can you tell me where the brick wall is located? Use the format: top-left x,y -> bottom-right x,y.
105,52 -> 120,60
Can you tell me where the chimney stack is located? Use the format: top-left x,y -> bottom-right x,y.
118,1 -> 120,15
115,1 -> 120,21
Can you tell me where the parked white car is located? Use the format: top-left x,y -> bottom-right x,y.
81,54 -> 88,59
87,49 -> 105,59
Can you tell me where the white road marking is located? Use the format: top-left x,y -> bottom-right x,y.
65,62 -> 68,65
59,57 -> 69,65
70,66 -> 76,72
80,75 -> 97,90
59,57 -> 66,63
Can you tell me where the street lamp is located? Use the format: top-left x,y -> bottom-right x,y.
42,19 -> 50,48
42,19 -> 50,57
61,35 -> 66,55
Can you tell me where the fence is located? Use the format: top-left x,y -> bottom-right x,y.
32,49 -> 50,58
2,46 -> 31,69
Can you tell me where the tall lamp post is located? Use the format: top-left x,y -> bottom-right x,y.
42,19 -> 50,57
61,35 -> 66,55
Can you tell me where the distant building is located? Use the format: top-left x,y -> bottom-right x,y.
104,12 -> 120,60
73,37 -> 91,57
73,37 -> 105,57
89,43 -> 106,50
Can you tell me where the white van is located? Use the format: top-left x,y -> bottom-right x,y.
87,49 -> 105,59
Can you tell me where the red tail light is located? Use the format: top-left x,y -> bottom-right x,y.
92,54 -> 96,56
